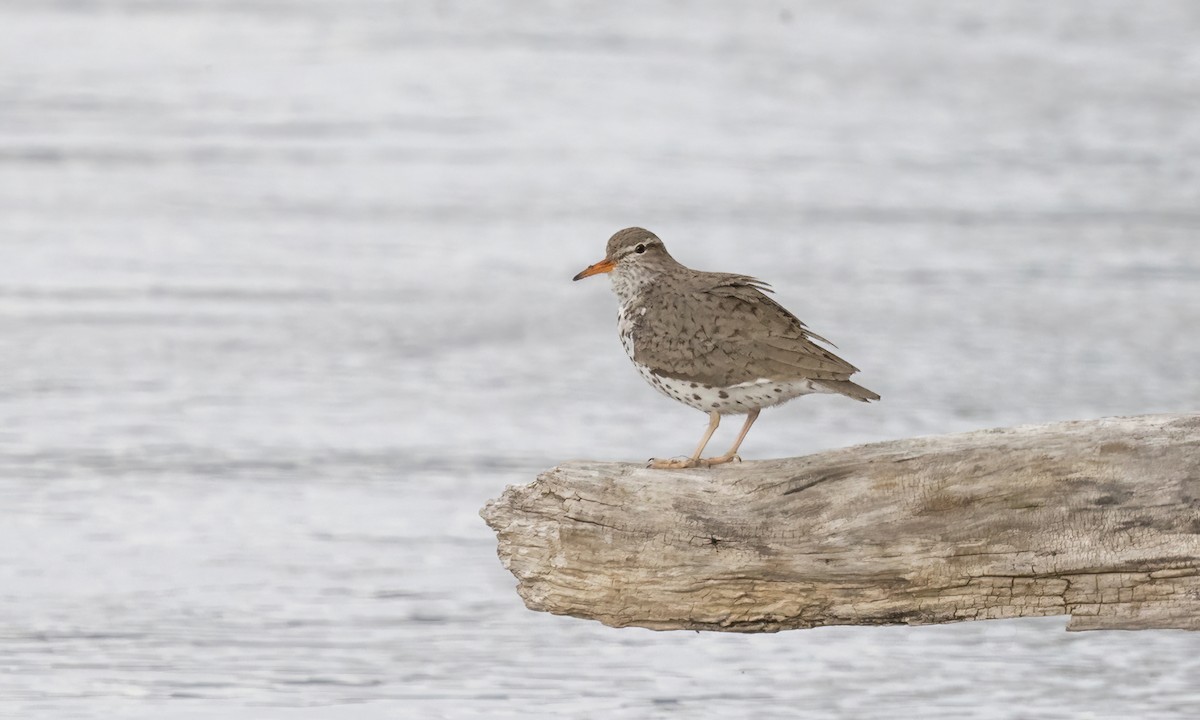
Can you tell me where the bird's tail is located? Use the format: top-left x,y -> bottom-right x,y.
817,380 -> 880,403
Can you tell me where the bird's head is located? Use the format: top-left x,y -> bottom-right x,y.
572,227 -> 676,285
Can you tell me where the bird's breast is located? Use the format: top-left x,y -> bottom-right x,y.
616,302 -> 643,362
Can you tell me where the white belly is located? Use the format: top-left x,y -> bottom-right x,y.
617,305 -> 830,415
631,364 -> 828,414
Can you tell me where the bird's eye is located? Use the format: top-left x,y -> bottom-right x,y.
634,244 -> 646,254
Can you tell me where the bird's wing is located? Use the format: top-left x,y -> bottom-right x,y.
632,272 -> 861,388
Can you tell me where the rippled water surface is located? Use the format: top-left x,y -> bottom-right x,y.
2,1 -> 1199,718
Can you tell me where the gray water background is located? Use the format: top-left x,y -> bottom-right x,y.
1,1 -> 1199,718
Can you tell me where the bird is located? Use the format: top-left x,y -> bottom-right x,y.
573,227 -> 878,469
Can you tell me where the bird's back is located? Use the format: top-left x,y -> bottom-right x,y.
627,269 -> 878,401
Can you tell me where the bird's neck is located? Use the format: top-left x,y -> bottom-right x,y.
609,263 -> 662,307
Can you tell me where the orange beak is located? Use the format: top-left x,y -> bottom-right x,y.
572,258 -> 616,281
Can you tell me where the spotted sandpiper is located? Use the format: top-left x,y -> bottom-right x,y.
573,227 -> 879,469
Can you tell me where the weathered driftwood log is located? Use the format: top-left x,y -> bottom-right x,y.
481,414 -> 1200,632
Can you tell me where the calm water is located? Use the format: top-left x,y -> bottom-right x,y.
2,1 -> 1199,718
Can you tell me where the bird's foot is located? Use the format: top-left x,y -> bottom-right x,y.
647,453 -> 744,469
647,456 -> 699,469
698,453 -> 742,467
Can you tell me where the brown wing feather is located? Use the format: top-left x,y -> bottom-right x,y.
631,272 -> 867,388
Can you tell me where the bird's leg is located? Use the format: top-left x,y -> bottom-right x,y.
648,411 -> 720,469
700,408 -> 760,466
689,411 -> 722,459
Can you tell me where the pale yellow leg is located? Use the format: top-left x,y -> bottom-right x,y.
648,411 -> 720,469
700,408 -> 760,466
